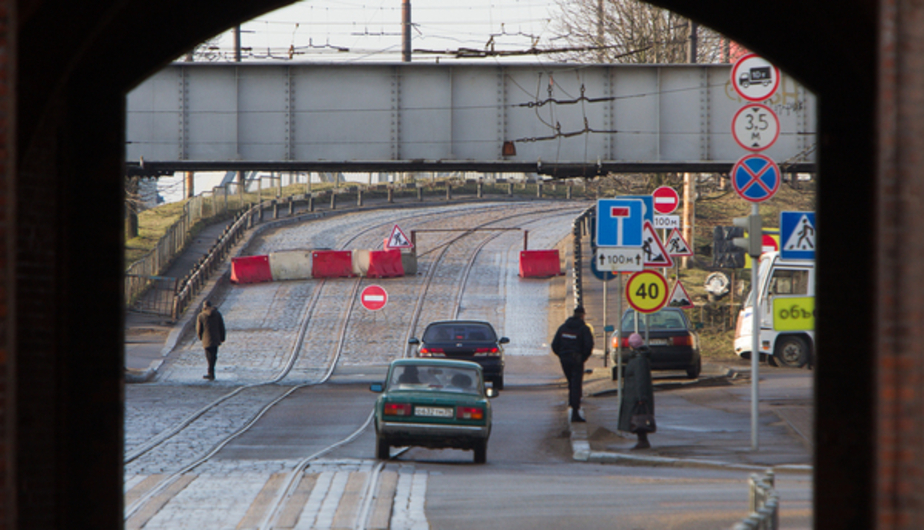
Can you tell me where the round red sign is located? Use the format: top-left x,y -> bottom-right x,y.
652,186 -> 680,215
360,285 -> 388,311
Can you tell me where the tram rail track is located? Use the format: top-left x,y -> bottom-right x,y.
124,202 -> 585,528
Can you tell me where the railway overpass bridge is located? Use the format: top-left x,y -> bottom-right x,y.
125,62 -> 816,178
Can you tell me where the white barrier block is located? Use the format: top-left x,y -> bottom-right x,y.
268,250 -> 312,281
352,249 -> 371,277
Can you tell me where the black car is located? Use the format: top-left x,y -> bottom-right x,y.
610,307 -> 702,379
408,320 -> 509,390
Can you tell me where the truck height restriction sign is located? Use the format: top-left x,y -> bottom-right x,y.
731,54 -> 781,102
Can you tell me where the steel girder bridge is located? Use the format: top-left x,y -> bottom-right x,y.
125,62 -> 816,178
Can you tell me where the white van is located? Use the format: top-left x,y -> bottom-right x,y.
734,251 -> 815,368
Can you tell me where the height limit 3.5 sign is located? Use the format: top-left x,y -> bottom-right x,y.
732,104 -> 780,151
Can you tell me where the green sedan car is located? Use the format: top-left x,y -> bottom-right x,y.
370,358 -> 498,464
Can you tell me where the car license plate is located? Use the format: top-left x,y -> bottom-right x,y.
414,406 -> 452,418
649,339 -> 669,346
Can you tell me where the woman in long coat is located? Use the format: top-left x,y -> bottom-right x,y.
618,332 -> 655,449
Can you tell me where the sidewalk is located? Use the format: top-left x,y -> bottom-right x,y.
565,231 -> 814,473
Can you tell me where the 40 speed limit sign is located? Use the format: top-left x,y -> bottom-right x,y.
625,270 -> 669,314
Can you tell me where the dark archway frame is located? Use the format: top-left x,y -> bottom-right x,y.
14,1 -> 879,528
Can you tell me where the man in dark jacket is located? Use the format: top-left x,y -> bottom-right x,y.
551,306 -> 595,422
196,300 -> 226,380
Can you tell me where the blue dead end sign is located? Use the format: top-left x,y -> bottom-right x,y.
731,154 -> 781,203
596,198 -> 644,247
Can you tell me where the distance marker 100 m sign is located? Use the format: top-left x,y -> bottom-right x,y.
626,270 -> 669,314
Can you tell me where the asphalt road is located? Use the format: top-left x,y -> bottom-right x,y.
211,356 -> 812,529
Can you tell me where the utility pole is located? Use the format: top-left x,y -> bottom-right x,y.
402,0 -> 411,62
682,20 -> 698,268
686,21 -> 698,64
234,25 -> 242,62
596,0 -> 605,62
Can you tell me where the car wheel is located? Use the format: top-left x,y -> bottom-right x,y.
685,357 -> 701,379
775,336 -> 809,368
493,375 -> 504,391
375,435 -> 390,460
473,441 -> 487,464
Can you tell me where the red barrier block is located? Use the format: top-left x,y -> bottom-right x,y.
519,250 -> 562,278
367,249 -> 405,278
312,250 -> 354,278
231,255 -> 273,284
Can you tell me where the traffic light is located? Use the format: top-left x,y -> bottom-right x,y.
732,214 -> 763,257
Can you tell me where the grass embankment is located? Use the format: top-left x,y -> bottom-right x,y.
679,179 -> 817,360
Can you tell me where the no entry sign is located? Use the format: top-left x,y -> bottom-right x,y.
360,285 -> 388,311
652,186 -> 680,215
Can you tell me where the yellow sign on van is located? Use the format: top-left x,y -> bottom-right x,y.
772,296 -> 815,331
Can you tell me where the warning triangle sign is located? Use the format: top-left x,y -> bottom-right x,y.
386,224 -> 413,249
641,221 -> 673,267
782,214 -> 816,251
665,228 -> 693,257
668,280 -> 694,309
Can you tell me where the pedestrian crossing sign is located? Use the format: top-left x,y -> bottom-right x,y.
780,212 -> 815,260
386,224 -> 413,250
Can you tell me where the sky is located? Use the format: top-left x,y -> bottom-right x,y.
206,0 -> 565,63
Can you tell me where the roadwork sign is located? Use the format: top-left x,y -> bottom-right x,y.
386,224 -> 413,249
641,221 -> 673,267
665,228 -> 693,257
595,247 -> 644,272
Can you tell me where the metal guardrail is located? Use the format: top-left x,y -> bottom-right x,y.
732,469 -> 780,530
127,176 -> 595,319
572,206 -> 595,310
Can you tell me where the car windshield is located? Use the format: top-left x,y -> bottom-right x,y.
422,323 -> 496,342
389,364 -> 481,394
620,310 -> 687,331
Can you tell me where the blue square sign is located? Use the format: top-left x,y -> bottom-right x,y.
597,199 -> 644,247
780,211 -> 816,260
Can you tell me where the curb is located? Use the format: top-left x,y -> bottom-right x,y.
567,412 -> 813,475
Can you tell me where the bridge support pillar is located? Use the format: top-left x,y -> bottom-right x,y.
357,189 -> 363,207
477,182 -> 483,198
567,183 -> 573,200
388,188 -> 394,203
508,182 -> 514,196
537,183 -> 543,198
331,193 -> 337,210
417,187 -> 423,202
308,195 -> 314,212
446,184 -> 452,201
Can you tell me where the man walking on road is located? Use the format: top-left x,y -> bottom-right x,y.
552,306 -> 594,422
196,300 -> 226,381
